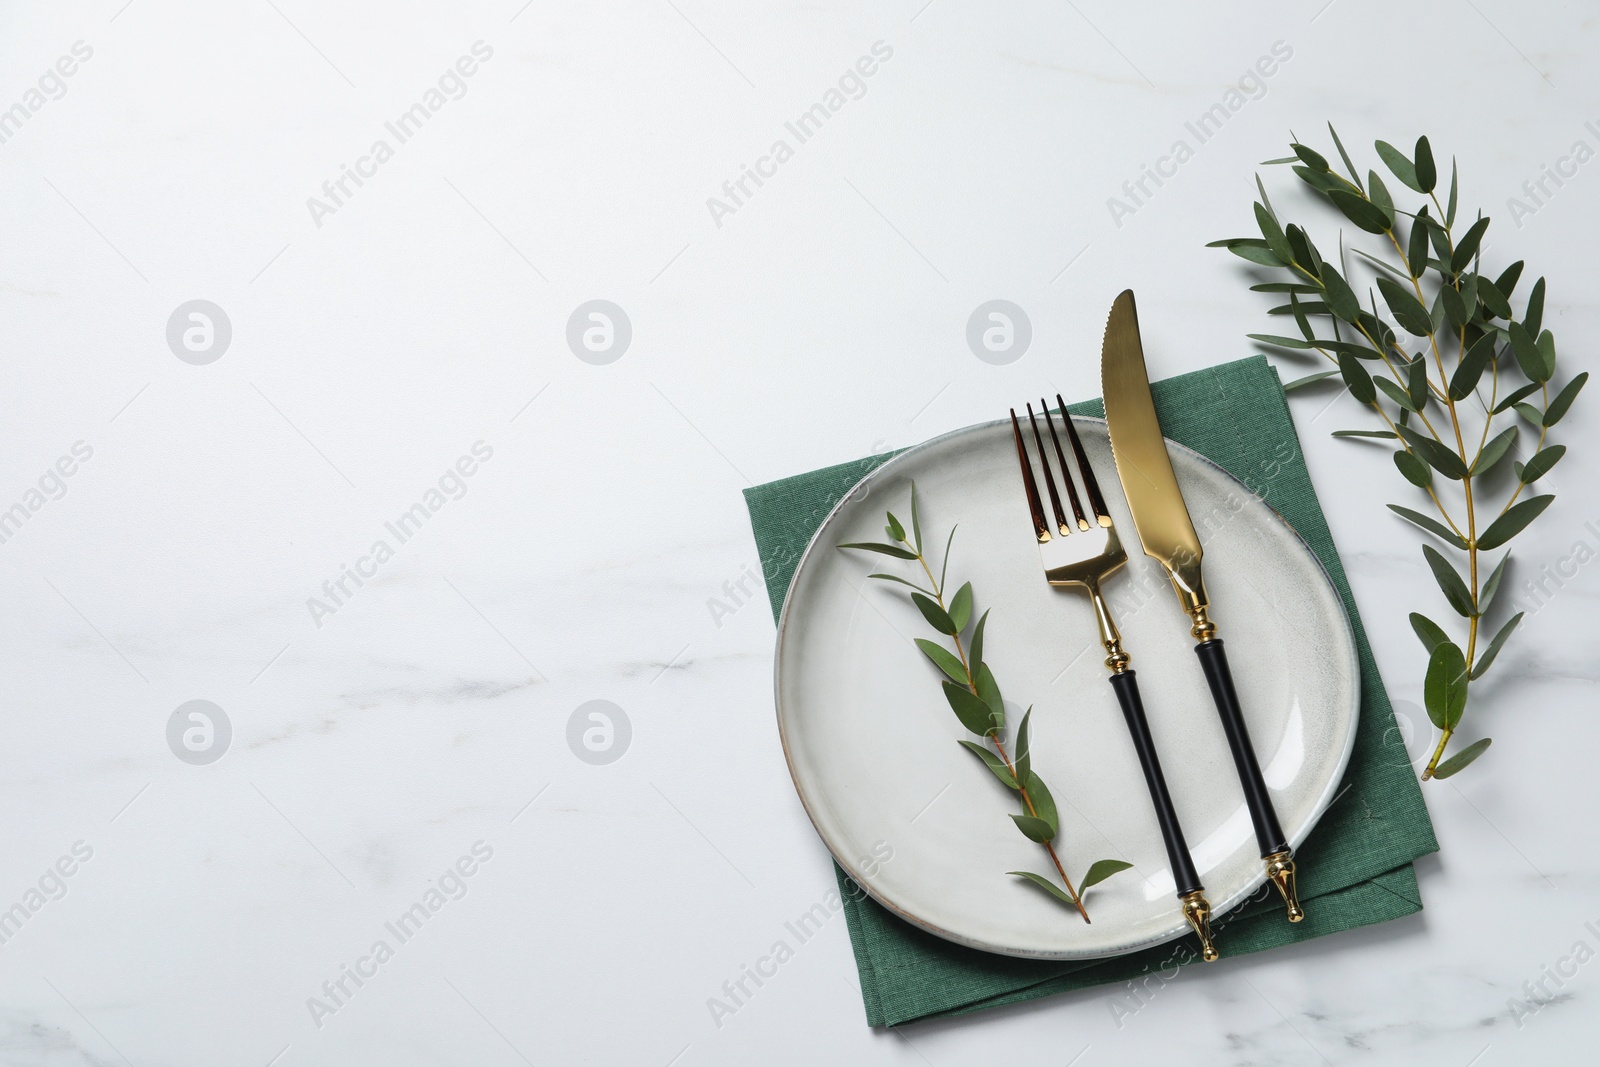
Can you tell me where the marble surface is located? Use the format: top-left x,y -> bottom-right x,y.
0,1 -> 1595,1064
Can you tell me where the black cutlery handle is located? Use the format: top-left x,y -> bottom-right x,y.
1194,638 -> 1288,856
1107,670 -> 1202,898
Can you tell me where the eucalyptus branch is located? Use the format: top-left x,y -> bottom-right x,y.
840,485 -> 1131,917
1213,126 -> 1587,780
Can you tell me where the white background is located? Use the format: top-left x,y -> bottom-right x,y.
0,1 -> 1596,1064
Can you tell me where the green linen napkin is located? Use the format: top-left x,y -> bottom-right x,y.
743,354 -> 1439,1027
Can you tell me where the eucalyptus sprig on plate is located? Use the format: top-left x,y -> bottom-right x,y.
1211,126 -> 1585,780
840,485 -> 1131,919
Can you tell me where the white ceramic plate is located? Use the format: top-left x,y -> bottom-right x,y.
774,417 -> 1359,959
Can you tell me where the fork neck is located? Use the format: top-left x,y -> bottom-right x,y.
1082,576 -> 1131,674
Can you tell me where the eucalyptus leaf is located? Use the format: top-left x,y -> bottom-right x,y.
1479,553 -> 1510,616
915,638 -> 969,685
1322,339 -> 1388,359
958,739 -> 1018,789
1396,427 -> 1469,480
1256,173 -> 1278,218
1013,706 -> 1033,787
1255,202 -> 1294,263
948,582 -> 973,634
1508,322 -> 1549,383
1424,641 -> 1469,731
1477,495 -> 1554,551
909,482 -> 923,553
1339,351 -> 1376,404
1476,276 -> 1512,319
1423,545 -> 1476,617
1472,426 -> 1519,476
867,573 -> 934,595
1366,170 -> 1394,226
1286,224 -> 1321,274
1024,771 -> 1059,838
1407,356 -> 1430,410
1375,139 -> 1423,192
1009,870 -> 1075,904
1513,402 -> 1545,427
1494,260 -> 1524,299
1329,189 -> 1391,234
1388,504 -> 1469,548
944,681 -> 998,737
1406,210 -> 1430,276
885,512 -> 905,542
1397,427 -> 1470,480
1293,165 -> 1344,194
1516,444 -> 1565,484
1450,217 -> 1490,274
1544,372 -> 1587,427
1449,333 -> 1497,400
1471,613 -> 1524,680
1333,429 -> 1398,439
1248,333 -> 1316,350
839,541 -> 918,559
1535,330 -> 1557,381
1010,814 -> 1055,844
1376,376 -> 1418,413
1328,124 -> 1361,183
1493,381 -> 1541,414
1377,276 -> 1434,336
1414,136 -> 1437,192
1080,858 -> 1134,891
938,524 -> 957,595
1410,612 -> 1450,653
1265,297 -> 1330,318
1320,266 -> 1361,322
912,592 -> 958,634
1284,370 -> 1339,391
1292,142 -> 1330,171
1251,282 -> 1322,294
1425,221 -> 1450,262
1524,277 -> 1545,338
969,609 -> 989,672
1227,242 -> 1289,268
1394,449 -> 1432,487
1432,737 -> 1491,778
1353,247 -> 1411,282
1447,158 -> 1459,226
975,662 -> 1005,732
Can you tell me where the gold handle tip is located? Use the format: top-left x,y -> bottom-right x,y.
1180,890 -> 1219,962
1266,851 -> 1303,923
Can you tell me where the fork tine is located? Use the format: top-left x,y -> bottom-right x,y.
1025,403 -> 1072,537
1009,409 -> 1051,542
1056,393 -> 1112,527
1041,400 -> 1090,531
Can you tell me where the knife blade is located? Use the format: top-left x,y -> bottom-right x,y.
1100,290 -> 1209,620
1100,288 -> 1304,923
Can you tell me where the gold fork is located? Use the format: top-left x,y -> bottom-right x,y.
1010,397 -> 1218,961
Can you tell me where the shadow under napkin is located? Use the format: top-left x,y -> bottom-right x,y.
742,355 -> 1438,1027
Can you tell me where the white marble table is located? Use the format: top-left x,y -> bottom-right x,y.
1,1 -> 1595,1063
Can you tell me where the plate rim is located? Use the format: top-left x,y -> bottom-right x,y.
771,415 -> 1361,960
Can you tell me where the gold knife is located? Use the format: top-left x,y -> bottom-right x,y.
1101,289 -> 1303,923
